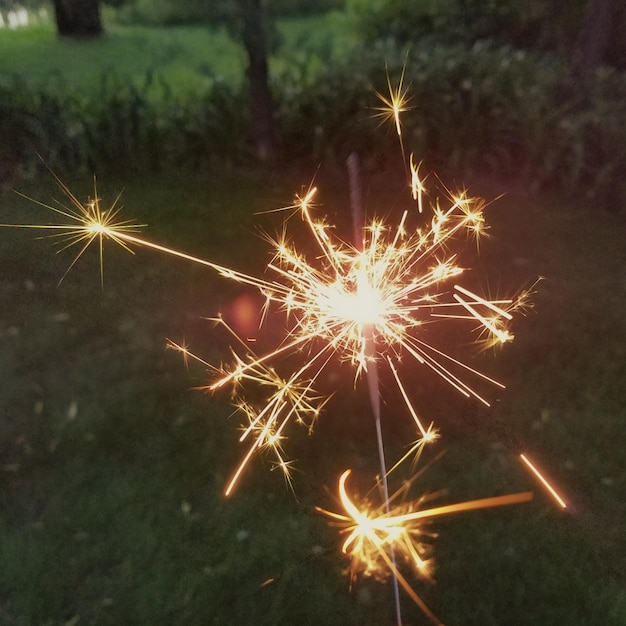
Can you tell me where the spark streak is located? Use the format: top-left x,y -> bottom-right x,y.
374,63 -> 411,139
520,453 -> 567,509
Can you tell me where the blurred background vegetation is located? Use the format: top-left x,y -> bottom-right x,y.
0,0 -> 624,206
1,1 -> 625,625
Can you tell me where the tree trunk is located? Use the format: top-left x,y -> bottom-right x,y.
236,0 -> 276,164
52,0 -> 102,37
570,0 -> 614,81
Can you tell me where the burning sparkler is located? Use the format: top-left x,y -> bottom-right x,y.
0,64 -> 561,624
3,170 -> 532,495
1,170 -> 538,623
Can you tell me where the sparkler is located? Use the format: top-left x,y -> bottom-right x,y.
1,65 -> 553,624
3,171 -> 531,494
2,170 -> 536,622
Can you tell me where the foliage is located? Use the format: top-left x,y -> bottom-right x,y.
266,0 -> 344,17
346,0 -> 588,54
114,0 -> 238,27
0,72 -> 251,179
529,67 -> 626,206
0,19 -> 625,206
114,0 -> 343,26
274,38 -> 626,207
0,0 -> 42,10
0,24 -> 245,94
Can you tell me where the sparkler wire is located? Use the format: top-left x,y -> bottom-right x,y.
348,150 -> 403,623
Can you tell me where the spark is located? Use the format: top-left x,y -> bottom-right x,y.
3,168 -> 528,494
373,63 -> 411,138
373,62 -> 412,160
167,320 -> 328,497
520,453 -> 567,509
4,172 -> 143,285
410,154 -> 427,214
317,469 -> 533,625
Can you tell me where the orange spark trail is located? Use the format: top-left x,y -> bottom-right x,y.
520,453 -> 567,509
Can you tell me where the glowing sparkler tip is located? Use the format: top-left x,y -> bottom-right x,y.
86,222 -> 109,235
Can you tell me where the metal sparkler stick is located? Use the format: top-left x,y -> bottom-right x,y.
347,152 -> 403,625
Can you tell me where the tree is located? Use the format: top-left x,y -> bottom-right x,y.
124,0 -> 276,162
52,0 -> 103,37
236,0 -> 276,163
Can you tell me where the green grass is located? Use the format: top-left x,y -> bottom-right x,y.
0,23 -> 246,94
272,12 -> 359,76
0,170 -> 625,625
0,13 -> 357,96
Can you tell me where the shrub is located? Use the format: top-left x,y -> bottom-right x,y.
0,70 -> 250,180
346,0 -> 588,55
274,40 -> 552,174
273,38 -> 626,206
1,40 -> 624,207
540,69 -> 626,207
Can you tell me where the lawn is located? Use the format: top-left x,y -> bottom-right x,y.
0,23 -> 245,94
0,167 -> 625,625
0,12 -> 625,626
0,13 -> 355,95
